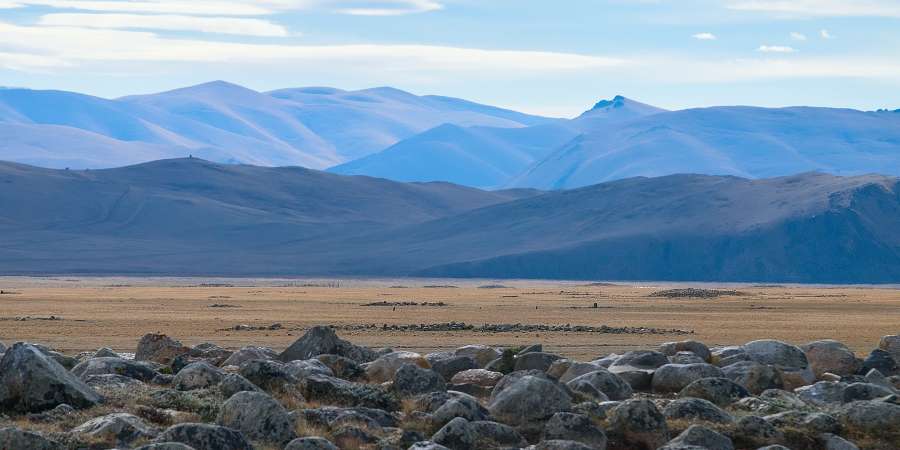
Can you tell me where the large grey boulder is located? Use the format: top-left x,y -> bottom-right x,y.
218,373 -> 262,398
238,359 -> 296,392
554,361 -> 604,383
764,411 -> 840,434
515,352 -> 563,372
679,377 -> 749,406
136,334 -> 190,365
651,363 -> 724,393
155,423 -> 253,450
134,443 -> 196,450
454,345 -> 501,368
566,369 -> 633,400
423,391 -> 489,426
71,357 -> 158,382
541,412 -> 607,449
367,351 -> 431,383
879,335 -> 900,364
450,369 -> 503,387
606,399 -> 668,450
285,359 -> 334,379
669,352 -> 706,365
221,346 -> 278,367
838,400 -> 900,437
801,340 -> 860,378
821,433 -> 860,450
842,382 -> 894,402
285,437 -> 339,450
0,427 -> 62,450
611,350 -> 670,370
217,391 -> 296,444
659,425 -> 733,450
795,381 -> 846,406
173,361 -> 223,391
0,343 -> 102,412
721,360 -> 783,394
392,363 -> 446,397
431,417 -> 476,450
861,349 -> 899,376
71,413 -> 158,447
488,374 -> 572,427
280,326 -> 375,363
742,340 -> 814,389
430,355 -> 478,381
663,398 -> 734,424
529,441 -> 593,450
316,354 -> 366,380
732,415 -> 783,448
468,420 -> 528,448
301,374 -> 400,411
660,341 -> 711,362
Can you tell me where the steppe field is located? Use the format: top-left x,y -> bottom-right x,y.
1,277 -> 897,360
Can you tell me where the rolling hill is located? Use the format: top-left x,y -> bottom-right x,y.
0,82 -> 554,170
1,158 -> 899,283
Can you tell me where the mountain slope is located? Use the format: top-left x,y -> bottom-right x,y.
513,106 -> 900,189
360,172 -> 900,282
0,82 -> 555,170
1,159 -> 899,283
326,96 -> 661,188
328,123 -> 579,188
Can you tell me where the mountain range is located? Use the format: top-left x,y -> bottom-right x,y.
0,82 -> 552,170
2,158 -> 899,283
3,82 -> 900,190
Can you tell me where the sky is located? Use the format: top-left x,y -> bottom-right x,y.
1,0 -> 900,117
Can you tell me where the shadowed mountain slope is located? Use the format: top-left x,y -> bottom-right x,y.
1,159 -> 898,283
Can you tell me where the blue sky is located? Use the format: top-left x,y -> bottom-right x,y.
1,0 -> 899,116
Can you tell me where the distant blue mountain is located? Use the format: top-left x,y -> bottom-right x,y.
329,95 -> 662,188
0,81 -> 555,169
512,106 -> 900,189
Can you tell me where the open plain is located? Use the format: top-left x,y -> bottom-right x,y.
1,277 -> 897,360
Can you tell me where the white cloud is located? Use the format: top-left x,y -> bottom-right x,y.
0,22 -> 625,71
324,0 -> 443,15
0,2 -> 25,8
37,13 -> 289,36
692,32 -> 717,40
6,1 -> 274,15
728,0 -> 900,18
790,32 -> 806,41
758,45 -> 796,53
5,0 -> 444,16
820,29 -> 834,39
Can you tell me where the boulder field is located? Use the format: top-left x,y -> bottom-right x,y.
0,327 -> 898,449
